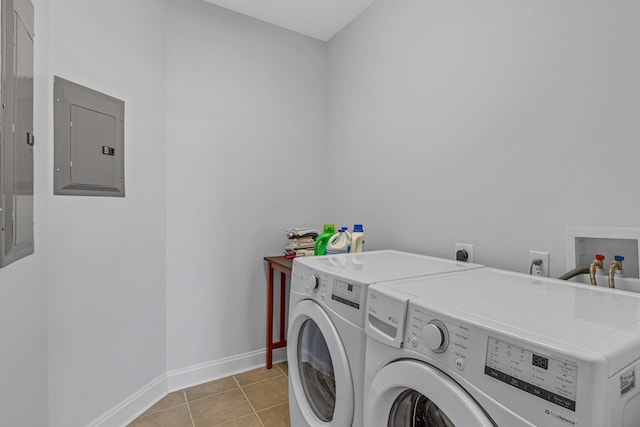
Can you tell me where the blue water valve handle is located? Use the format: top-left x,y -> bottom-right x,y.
615,255 -> 625,262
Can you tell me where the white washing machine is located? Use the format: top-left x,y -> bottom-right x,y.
365,268 -> 640,427
287,250 -> 483,427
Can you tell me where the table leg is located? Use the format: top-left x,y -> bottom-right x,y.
266,263 -> 274,369
279,271 -> 286,345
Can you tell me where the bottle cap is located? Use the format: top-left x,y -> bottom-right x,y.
323,224 -> 335,233
615,255 -> 625,262
353,224 -> 363,233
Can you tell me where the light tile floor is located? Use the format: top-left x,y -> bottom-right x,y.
129,363 -> 290,427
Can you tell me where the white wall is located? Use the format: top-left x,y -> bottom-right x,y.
327,0 -> 640,276
16,0 -> 329,424
0,0 -> 50,425
165,0 -> 327,377
48,1 -> 167,426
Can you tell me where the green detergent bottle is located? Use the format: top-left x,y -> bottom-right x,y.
314,224 -> 336,256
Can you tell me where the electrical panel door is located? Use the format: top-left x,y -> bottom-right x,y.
0,0 -> 35,267
54,77 -> 125,197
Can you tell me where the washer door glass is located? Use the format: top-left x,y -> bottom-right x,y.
389,389 -> 455,427
297,318 -> 336,422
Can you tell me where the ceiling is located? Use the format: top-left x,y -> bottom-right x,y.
201,0 -> 376,41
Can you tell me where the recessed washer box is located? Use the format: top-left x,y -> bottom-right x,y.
565,226 -> 640,279
54,77 -> 125,196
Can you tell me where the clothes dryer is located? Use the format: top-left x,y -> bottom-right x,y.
365,268 -> 640,427
287,250 -> 483,427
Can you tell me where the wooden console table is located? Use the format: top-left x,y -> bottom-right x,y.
263,256 -> 293,369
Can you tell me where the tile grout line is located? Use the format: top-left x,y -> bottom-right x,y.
183,390 -> 196,427
235,371 -> 285,388
233,375 -> 267,427
185,387 -> 242,405
137,402 -> 186,419
134,390 -> 193,422
259,401 -> 289,413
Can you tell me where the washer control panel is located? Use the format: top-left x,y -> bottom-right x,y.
485,336 -> 578,411
405,300 -> 581,416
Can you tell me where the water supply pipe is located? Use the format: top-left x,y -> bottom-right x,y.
557,266 -> 590,281
589,254 -> 605,286
608,256 -> 625,289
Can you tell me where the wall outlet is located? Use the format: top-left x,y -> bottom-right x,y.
529,251 -> 550,277
455,243 -> 474,263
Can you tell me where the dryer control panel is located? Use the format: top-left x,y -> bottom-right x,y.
332,279 -> 363,309
291,262 -> 368,327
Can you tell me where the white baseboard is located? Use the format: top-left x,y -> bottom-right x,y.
88,374 -> 168,427
167,347 -> 287,391
87,347 -> 287,427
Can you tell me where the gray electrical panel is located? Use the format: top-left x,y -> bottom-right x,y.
0,0 -> 35,268
54,77 -> 125,197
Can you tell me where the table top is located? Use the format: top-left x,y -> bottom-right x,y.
264,255 -> 294,271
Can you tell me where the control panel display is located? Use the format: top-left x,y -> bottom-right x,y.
485,337 -> 578,411
532,353 -> 549,370
332,280 -> 362,309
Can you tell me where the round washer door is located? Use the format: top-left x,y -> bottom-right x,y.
287,299 -> 354,426
366,360 -> 494,427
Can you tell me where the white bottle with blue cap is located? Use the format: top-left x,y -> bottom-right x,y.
350,224 -> 365,253
326,227 -> 351,254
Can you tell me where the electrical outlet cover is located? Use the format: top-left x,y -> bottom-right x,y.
529,251 -> 550,277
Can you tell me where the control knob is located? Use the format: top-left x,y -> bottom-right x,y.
421,320 -> 448,353
307,275 -> 320,291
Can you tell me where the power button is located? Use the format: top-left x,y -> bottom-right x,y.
455,358 -> 465,371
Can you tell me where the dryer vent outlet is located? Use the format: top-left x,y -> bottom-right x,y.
454,244 -> 474,263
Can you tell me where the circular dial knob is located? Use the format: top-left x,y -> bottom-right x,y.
421,321 -> 448,353
307,275 -> 320,291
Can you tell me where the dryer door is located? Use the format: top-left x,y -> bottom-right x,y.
366,360 -> 494,427
287,299 -> 354,426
